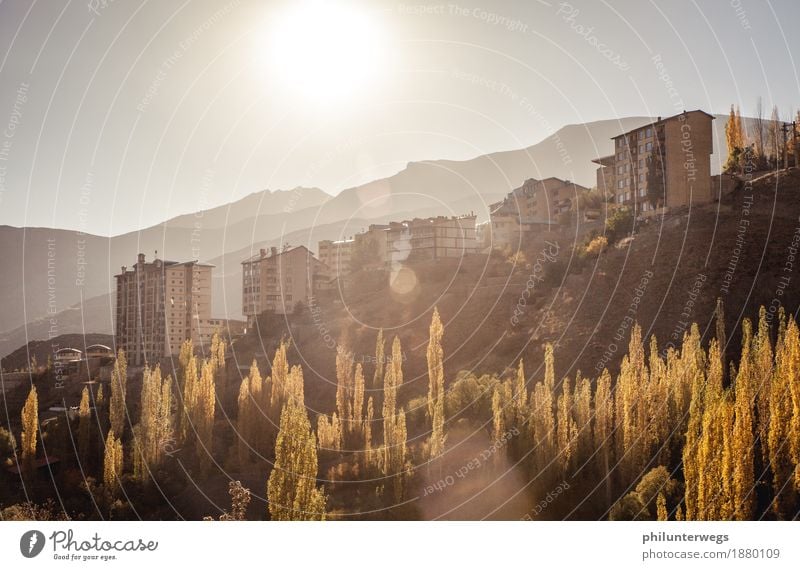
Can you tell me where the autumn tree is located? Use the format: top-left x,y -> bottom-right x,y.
530,344 -> 556,481
78,387 -> 91,466
20,385 -> 38,474
382,337 -> 408,502
103,431 -> 123,498
109,349 -> 128,438
427,307 -> 446,459
267,401 -> 326,520
373,329 -> 384,389
770,315 -> 799,517
731,320 -> 756,520
180,354 -> 198,443
133,365 -> 173,481
237,376 -> 252,466
195,359 -> 216,471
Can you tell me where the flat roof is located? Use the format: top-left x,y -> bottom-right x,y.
611,109 -> 715,140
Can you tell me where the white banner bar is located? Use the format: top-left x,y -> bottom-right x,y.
1,521 -> 798,569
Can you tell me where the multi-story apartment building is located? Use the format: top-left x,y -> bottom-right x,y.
593,110 -> 714,212
115,253 -> 214,366
241,245 -> 328,324
387,215 -> 478,264
489,177 -> 589,250
318,238 -> 354,280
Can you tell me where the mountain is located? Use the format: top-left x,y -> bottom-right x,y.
0,114 -> 734,357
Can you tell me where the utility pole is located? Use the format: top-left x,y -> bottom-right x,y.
793,121 -> 799,169
780,122 -> 792,169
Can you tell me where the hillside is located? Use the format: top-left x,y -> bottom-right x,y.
0,115 -> 726,340
227,168 -> 800,416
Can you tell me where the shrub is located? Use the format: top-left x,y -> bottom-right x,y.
605,207 -> 633,243
584,235 -> 608,257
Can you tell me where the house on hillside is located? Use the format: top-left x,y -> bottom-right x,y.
488,177 -> 589,250
593,110 -> 714,214
241,245 -> 328,325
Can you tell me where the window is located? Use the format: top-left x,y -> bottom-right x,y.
646,127 -> 652,137
639,145 -> 644,154
638,131 -> 644,140
618,180 -> 624,189
639,174 -> 644,182
617,165 -> 624,174
646,142 -> 653,151
618,194 -> 624,204
639,159 -> 644,168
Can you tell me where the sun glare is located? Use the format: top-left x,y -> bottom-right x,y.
261,1 -> 386,106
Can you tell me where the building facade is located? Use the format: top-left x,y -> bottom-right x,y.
115,253 -> 214,366
386,215 -> 478,264
489,177 -> 589,250
318,238 -> 355,280
593,110 -> 714,213
241,245 -> 328,324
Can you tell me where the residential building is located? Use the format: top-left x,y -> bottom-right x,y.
488,177 -> 589,250
593,110 -> 714,213
318,238 -> 355,280
115,253 -> 215,366
387,215 -> 478,264
241,245 -> 328,324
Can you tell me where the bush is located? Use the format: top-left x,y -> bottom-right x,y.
605,207 -> 633,243
583,235 -> 608,257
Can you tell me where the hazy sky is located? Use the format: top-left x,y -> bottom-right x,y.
0,0 -> 798,235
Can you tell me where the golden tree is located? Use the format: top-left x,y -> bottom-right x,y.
372,329 -> 385,389
267,401 -> 326,520
103,431 -> 123,498
78,387 -> 91,466
180,354 -> 198,443
771,315 -> 799,516
732,320 -> 755,520
20,385 -> 38,473
593,368 -> 614,502
426,307 -> 445,459
530,344 -> 556,478
109,349 -> 128,437
195,359 -> 216,471
237,376 -> 252,466
556,376 -> 576,476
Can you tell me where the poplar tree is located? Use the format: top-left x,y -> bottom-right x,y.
752,307 -> 773,471
237,376 -> 252,466
78,387 -> 91,466
109,349 -> 128,438
657,493 -> 668,521
372,329 -> 384,389
267,402 -> 326,520
594,369 -> 613,503
195,359 -> 216,471
335,348 -> 354,442
426,307 -> 445,459
364,396 -> 374,468
103,431 -> 123,498
20,386 -> 38,474
573,372 -> 592,465
771,316 -> 799,516
732,320 -> 755,520
556,376 -> 576,476
180,354 -> 198,443
270,342 -> 290,413
352,363 -> 366,441
513,359 -> 528,426
530,344 -> 556,478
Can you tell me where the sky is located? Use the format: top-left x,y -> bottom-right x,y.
0,0 -> 798,236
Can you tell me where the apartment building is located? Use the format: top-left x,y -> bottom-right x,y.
115,253 -> 214,366
387,215 -> 478,264
593,110 -> 714,212
241,245 -> 328,323
489,177 -> 589,250
318,238 -> 355,280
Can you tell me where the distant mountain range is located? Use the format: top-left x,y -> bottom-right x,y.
0,114 -> 732,359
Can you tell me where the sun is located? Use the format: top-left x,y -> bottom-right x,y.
260,1 -> 386,106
